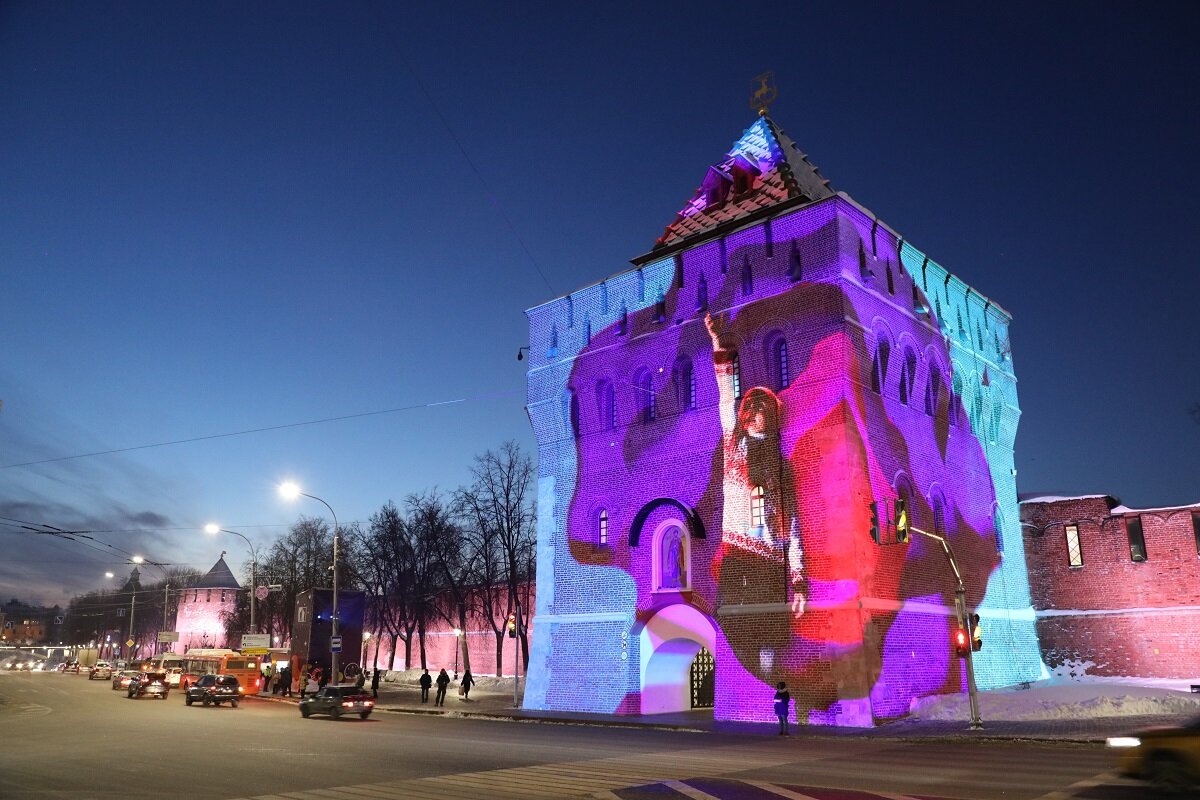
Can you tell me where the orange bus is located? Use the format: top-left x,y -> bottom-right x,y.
177,649 -> 263,694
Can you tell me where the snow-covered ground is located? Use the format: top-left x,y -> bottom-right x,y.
910,675 -> 1200,722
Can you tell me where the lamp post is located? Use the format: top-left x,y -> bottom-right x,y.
279,482 -> 341,681
204,524 -> 259,633
452,627 -> 462,680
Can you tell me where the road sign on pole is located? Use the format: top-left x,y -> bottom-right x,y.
255,585 -> 269,601
330,635 -> 342,653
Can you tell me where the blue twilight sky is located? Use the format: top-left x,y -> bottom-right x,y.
2,2 -> 1198,606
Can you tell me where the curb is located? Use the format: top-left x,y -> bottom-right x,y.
247,694 -> 1113,742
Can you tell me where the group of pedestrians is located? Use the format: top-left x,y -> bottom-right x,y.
418,667 -> 475,706
260,662 -> 293,697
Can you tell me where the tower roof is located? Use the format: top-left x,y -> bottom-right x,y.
652,115 -> 835,251
193,555 -> 242,590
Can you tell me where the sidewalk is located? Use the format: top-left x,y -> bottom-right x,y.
252,677 -> 1194,744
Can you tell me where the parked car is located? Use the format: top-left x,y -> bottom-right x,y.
184,674 -> 242,707
165,667 -> 184,687
112,670 -> 141,691
299,685 -> 375,720
127,671 -> 170,700
88,661 -> 113,680
1109,715 -> 1200,792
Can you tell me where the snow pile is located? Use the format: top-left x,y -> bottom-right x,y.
909,678 -> 1200,722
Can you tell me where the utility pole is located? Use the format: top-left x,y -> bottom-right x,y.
127,593 -> 136,661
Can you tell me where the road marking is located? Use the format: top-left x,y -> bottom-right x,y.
1029,770 -> 1121,800
233,742 -> 799,800
663,780 -> 721,800
743,781 -> 823,800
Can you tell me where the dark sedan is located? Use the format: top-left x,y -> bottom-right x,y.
299,685 -> 375,719
184,674 -> 242,707
127,671 -> 170,699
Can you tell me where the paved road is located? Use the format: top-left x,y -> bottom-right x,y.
0,671 -> 1162,800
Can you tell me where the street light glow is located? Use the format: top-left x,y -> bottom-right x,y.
278,481 -> 301,500
104,572 -> 114,579
204,523 -> 220,534
131,555 -> 144,564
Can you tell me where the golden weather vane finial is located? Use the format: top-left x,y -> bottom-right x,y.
750,71 -> 777,116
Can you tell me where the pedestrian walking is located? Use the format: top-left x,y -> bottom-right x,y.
460,669 -> 475,701
371,667 -> 382,699
434,668 -> 450,707
773,681 -> 791,736
419,669 -> 432,703
278,665 -> 291,696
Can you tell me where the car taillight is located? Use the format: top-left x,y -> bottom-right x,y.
342,701 -> 354,707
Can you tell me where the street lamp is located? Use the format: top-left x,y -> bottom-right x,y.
278,481 -> 341,681
205,523 -> 259,633
452,627 -> 462,680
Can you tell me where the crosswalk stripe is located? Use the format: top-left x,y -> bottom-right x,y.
743,781 -> 823,800
664,779 -> 722,800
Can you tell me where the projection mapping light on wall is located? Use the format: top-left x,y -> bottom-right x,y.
524,116 -> 1042,726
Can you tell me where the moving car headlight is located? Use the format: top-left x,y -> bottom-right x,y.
1105,737 -> 1141,748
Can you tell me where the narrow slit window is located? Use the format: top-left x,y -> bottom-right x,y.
599,509 -> 609,547
774,338 -> 790,390
1065,524 -> 1083,567
1191,511 -> 1200,556
741,257 -> 753,295
1126,516 -> 1147,562
732,355 -> 742,401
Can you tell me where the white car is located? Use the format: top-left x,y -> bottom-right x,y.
166,667 -> 184,687
89,661 -> 113,680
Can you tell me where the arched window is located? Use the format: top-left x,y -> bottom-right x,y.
636,370 -> 655,423
886,263 -> 895,295
732,354 -> 742,401
741,257 -> 753,295
546,323 -> 558,358
871,338 -> 891,394
788,241 -> 802,282
617,304 -> 628,336
598,509 -> 609,547
898,347 -> 917,405
597,380 -> 615,431
767,335 -> 790,390
950,372 -> 963,426
932,497 -> 947,538
990,391 -> 1003,444
750,485 -> 766,529
696,275 -> 708,312
925,363 -> 942,417
673,358 -> 695,413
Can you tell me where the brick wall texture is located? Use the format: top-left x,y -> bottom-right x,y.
1021,496 -> 1200,678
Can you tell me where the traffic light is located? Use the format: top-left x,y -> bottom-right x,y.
507,613 -> 517,639
970,613 -> 983,652
869,501 -> 881,544
953,627 -> 970,658
894,498 -> 909,543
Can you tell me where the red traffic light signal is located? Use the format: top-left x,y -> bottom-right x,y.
954,627 -> 970,658
507,613 -> 517,639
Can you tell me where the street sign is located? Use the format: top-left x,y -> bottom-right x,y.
157,631 -> 179,643
330,635 -> 342,653
242,648 -> 269,656
241,633 -> 269,649
125,639 -> 134,648
54,616 -> 64,625
255,585 -> 269,601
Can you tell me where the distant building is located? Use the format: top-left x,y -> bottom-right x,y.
1021,494 -> 1200,678
171,555 -> 241,652
524,114 -> 1042,727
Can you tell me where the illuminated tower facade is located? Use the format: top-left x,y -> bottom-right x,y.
172,554 -> 241,652
523,115 -> 1042,726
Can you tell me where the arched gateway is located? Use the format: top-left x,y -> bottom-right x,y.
638,603 -> 717,714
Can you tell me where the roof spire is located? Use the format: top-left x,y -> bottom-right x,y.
750,71 -> 777,117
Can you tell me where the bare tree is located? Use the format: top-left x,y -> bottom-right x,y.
409,489 -> 474,676
254,517 -> 335,645
456,441 -> 536,669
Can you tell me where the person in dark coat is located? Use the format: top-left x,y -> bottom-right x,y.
278,665 -> 291,697
434,668 -> 450,707
371,667 -> 382,698
355,669 -> 366,690
459,669 -> 475,700
773,681 -> 791,736
419,668 -> 432,703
